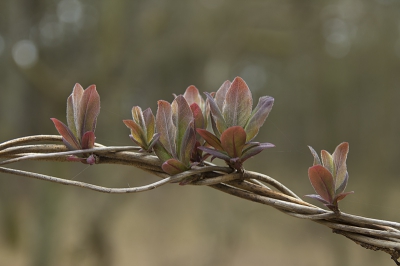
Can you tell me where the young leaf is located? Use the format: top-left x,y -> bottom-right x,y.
123,119 -> 147,147
172,96 -> 193,156
67,83 -> 84,138
156,100 -> 177,158
50,118 -> 81,150
222,77 -> 253,128
308,165 -> 335,204
153,141 -> 173,162
196,128 -> 224,151
190,103 -> 205,130
162,159 -> 189,176
81,131 -> 95,149
183,85 -> 204,108
220,126 -> 246,158
143,108 -> 156,143
244,96 -> 274,142
78,85 -> 100,138
205,92 -> 227,134
308,146 -> 321,165
321,150 -> 334,175
197,146 -> 231,161
179,123 -> 196,166
215,80 -> 231,110
333,142 -> 349,190
240,142 -> 275,162
132,106 -> 147,133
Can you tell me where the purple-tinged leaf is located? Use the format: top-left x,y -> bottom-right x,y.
196,129 -> 224,151
190,103 -> 205,130
321,150 -> 334,175
162,159 -> 189,175
51,118 -> 81,150
240,142 -> 275,162
153,141 -> 173,162
67,83 -> 84,137
81,131 -> 96,149
78,85 -> 100,139
334,191 -> 354,203
308,165 -> 335,204
204,92 -> 227,135
333,142 -> 349,190
197,146 -> 231,161
132,106 -> 146,133
173,96 -> 193,156
308,146 -> 321,165
244,96 -> 274,142
222,77 -> 253,128
123,120 -> 146,147
220,126 -> 246,158
156,100 -> 177,158
335,172 -> 349,195
143,108 -> 155,142
179,122 -> 196,166
215,80 -> 231,110
304,194 -> 330,205
183,85 -> 204,108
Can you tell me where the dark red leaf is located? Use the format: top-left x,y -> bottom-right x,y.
51,118 -> 80,150
220,126 -> 246,158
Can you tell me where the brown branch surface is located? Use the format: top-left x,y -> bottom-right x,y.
1,135 -> 399,264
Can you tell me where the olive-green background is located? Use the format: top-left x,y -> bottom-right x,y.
0,0 -> 399,265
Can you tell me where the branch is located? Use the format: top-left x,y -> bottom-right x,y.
0,135 -> 399,264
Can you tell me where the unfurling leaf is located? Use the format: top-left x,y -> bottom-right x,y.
51,83 -> 101,164
306,142 -> 353,212
124,106 -> 158,152
154,96 -> 196,175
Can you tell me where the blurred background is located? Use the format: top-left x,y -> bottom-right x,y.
0,0 -> 400,265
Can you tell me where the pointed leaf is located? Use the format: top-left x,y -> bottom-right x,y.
220,126 -> 247,158
244,96 -> 274,141
143,108 -> 155,142
51,118 -> 81,150
308,146 -> 321,165
81,131 -> 96,149
240,142 -> 275,162
162,159 -> 189,175
156,100 -> 177,157
215,80 -> 231,110
123,120 -> 146,147
321,150 -> 334,175
308,165 -> 335,204
196,128 -> 224,151
78,85 -> 100,139
204,92 -> 227,135
222,77 -> 253,128
67,83 -> 84,137
197,146 -> 231,161
333,142 -> 349,190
